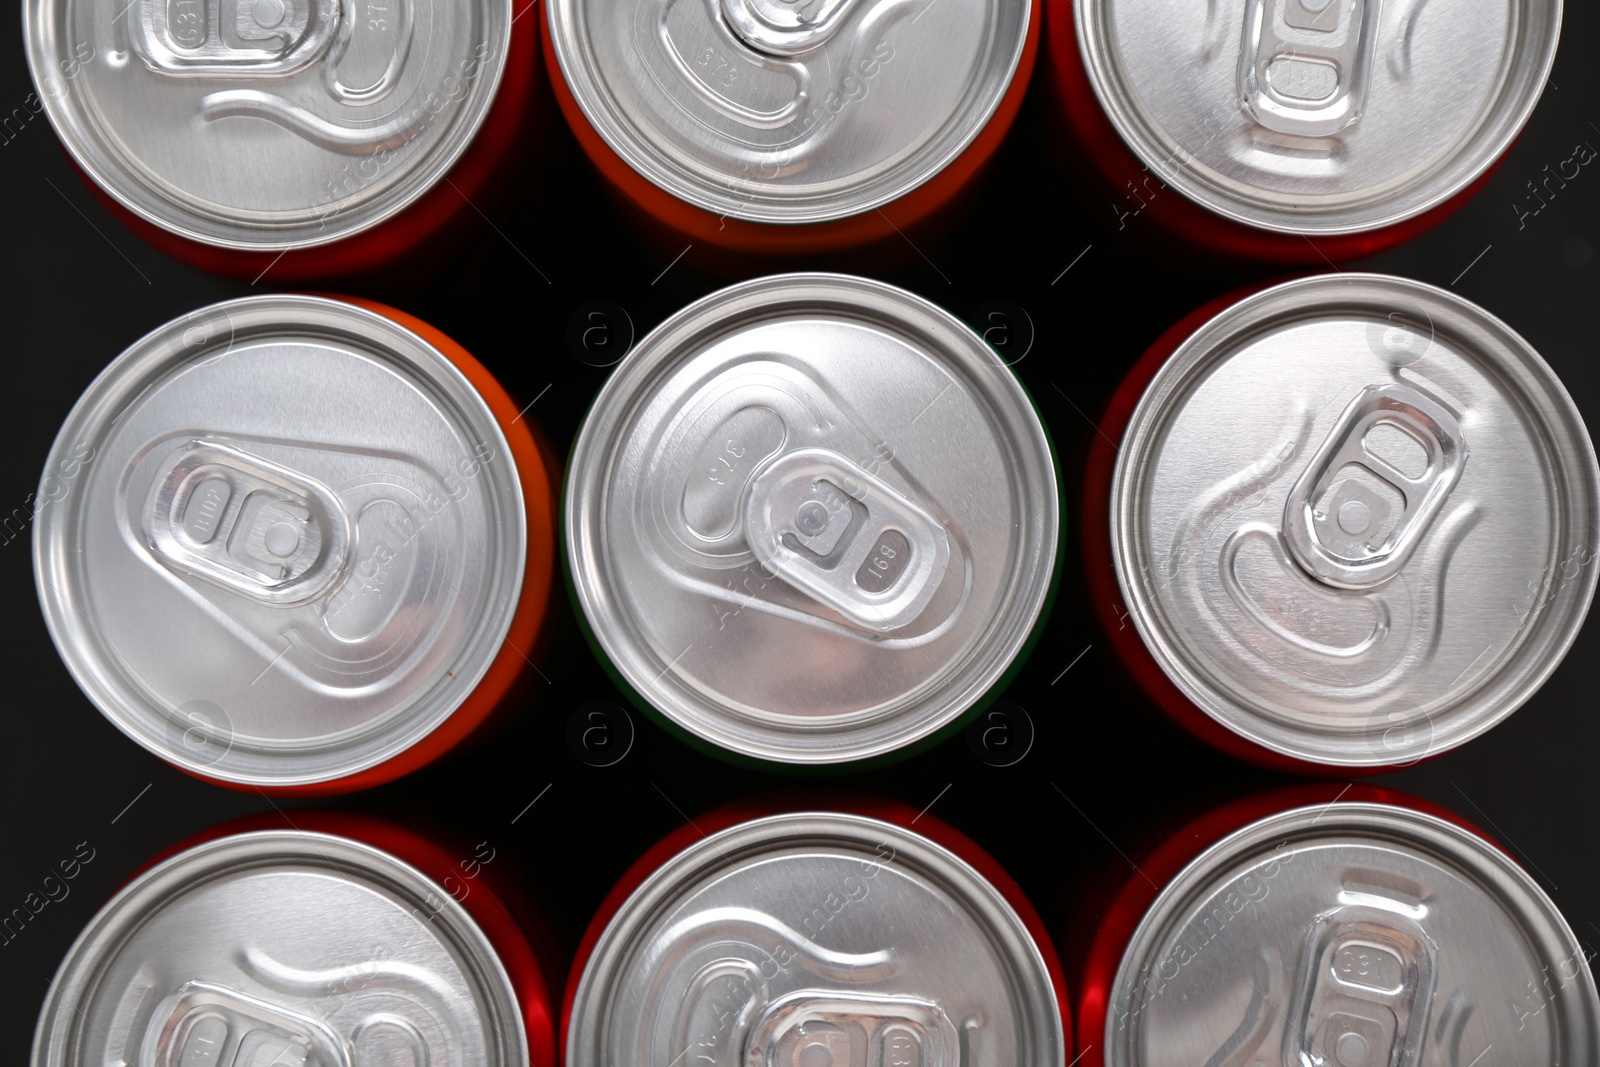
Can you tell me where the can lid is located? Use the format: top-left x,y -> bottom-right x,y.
566,274 -> 1057,763
1104,802 -> 1600,1064
1074,0 -> 1561,235
545,0 -> 1031,224
1112,274 -> 1598,766
34,296 -> 527,787
24,0 -> 509,250
567,812 -> 1065,1067
33,830 -> 527,1066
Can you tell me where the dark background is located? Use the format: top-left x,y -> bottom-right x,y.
2,4 -> 1597,1058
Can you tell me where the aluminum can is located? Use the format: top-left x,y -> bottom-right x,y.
565,274 -> 1058,764
565,797 -> 1068,1067
1072,785 -> 1600,1066
543,0 -> 1037,256
1048,0 -> 1562,261
1086,273 -> 1598,772
24,0 -> 539,281
33,295 -> 555,794
32,811 -> 558,1067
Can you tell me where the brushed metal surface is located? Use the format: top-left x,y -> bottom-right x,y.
32,296 -> 527,787
32,831 -> 526,1067
1105,803 -> 1600,1066
567,813 -> 1065,1067
565,274 -> 1057,764
23,0 -> 509,249
1111,274 -> 1598,767
545,0 -> 1031,222
1074,0 -> 1561,234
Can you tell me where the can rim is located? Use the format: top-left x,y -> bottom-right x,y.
1103,801 -> 1600,1062
1110,273 -> 1600,767
32,295 -> 527,787
565,810 -> 1066,1067
31,829 -> 529,1067
543,0 -> 1032,224
1072,0 -> 1562,236
22,0 -> 513,252
564,273 -> 1058,764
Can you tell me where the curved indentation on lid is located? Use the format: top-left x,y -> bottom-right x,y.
199,89 -> 430,153
1219,523 -> 1391,662
1111,275 -> 1600,763
681,405 -> 787,539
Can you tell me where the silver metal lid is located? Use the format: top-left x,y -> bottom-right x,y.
34,296 -> 527,787
565,274 -> 1057,763
567,812 -> 1065,1067
24,0 -> 509,250
1105,802 -> 1600,1065
1111,274 -> 1598,767
1074,0 -> 1561,235
33,829 -> 528,1067
545,0 -> 1031,223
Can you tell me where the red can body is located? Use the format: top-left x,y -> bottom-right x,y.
563,792 -> 1070,1060
65,8 -> 542,284
1043,0 -> 1507,263
115,809 -> 561,1067
543,4 -> 1038,261
1066,784 -> 1513,1067
1080,282 -> 1346,776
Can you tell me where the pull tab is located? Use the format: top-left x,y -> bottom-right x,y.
132,0 -> 341,76
143,981 -> 349,1067
1288,899 -> 1437,1067
1238,0 -> 1381,137
719,0 -> 864,56
745,991 -> 960,1067
744,449 -> 951,632
145,440 -> 350,605
1283,384 -> 1466,590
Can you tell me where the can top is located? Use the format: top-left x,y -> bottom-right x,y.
34,295 -> 527,787
1074,0 -> 1560,235
1104,802 -> 1600,1064
546,0 -> 1031,223
24,0 -> 509,250
33,830 -> 527,1066
1112,274 -> 1597,766
567,811 -> 1065,1067
566,274 -> 1057,763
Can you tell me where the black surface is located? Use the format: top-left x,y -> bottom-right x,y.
2,6 -> 1598,1058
